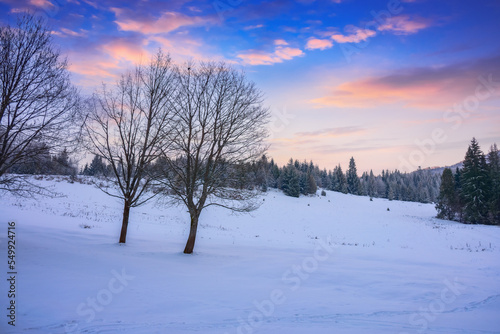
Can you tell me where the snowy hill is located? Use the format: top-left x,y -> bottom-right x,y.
422,161 -> 463,175
424,151 -> 500,175
1,176 -> 499,334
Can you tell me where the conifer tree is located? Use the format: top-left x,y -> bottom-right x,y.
320,169 -> 331,190
82,164 -> 89,175
269,159 -> 280,188
331,166 -> 340,192
299,171 -> 308,195
307,171 -> 317,195
359,180 -> 366,196
334,164 -> 348,194
346,157 -> 360,195
282,159 -> 300,197
436,168 -> 458,220
368,170 -> 376,197
86,155 -> 107,176
487,144 -> 500,224
453,167 -> 464,221
328,170 -> 335,191
254,155 -> 270,192
52,148 -> 77,176
461,138 -> 490,224
387,183 -> 394,201
287,169 -> 300,198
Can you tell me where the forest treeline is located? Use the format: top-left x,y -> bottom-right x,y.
436,138 -> 499,225
8,145 -> 78,177
11,132 -> 499,228
10,151 -> 442,204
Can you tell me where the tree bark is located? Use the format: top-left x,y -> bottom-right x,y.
119,201 -> 131,243
183,213 -> 199,254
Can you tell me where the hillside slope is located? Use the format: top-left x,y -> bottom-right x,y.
1,176 -> 499,334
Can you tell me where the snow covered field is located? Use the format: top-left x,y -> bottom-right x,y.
1,176 -> 499,334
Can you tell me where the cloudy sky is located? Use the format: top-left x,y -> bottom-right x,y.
1,0 -> 499,173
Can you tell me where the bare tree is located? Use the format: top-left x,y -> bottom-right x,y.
158,62 -> 269,254
84,50 -> 175,243
0,14 -> 79,194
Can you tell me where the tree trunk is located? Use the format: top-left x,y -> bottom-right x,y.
183,213 -> 199,254
119,201 -> 131,244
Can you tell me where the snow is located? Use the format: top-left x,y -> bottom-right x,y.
1,176 -> 499,334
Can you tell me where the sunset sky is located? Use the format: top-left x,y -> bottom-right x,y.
1,0 -> 499,173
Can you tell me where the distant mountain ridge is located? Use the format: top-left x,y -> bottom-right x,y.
421,161 -> 463,175
421,151 -> 500,175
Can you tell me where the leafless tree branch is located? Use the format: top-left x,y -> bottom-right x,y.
156,61 -> 270,253
0,14 -> 80,195
83,50 -> 175,243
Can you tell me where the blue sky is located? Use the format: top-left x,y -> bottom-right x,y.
1,0 -> 499,173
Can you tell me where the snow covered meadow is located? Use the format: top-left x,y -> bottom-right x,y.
1,176 -> 499,334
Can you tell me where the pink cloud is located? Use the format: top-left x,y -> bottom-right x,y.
150,35 -> 229,63
67,34 -> 224,90
82,0 -> 97,8
275,46 -> 304,60
311,78 -> 444,108
305,38 -> 333,50
112,9 -> 215,34
378,15 -> 432,35
330,26 -> 376,43
274,39 -> 288,46
187,6 -> 202,13
29,0 -> 53,7
237,53 -> 280,66
69,59 -> 119,79
65,48 -> 123,90
310,55 -> 500,109
101,38 -> 150,64
238,46 -> 304,65
244,24 -> 264,30
295,126 -> 365,138
4,0 -> 54,13
55,27 -> 86,37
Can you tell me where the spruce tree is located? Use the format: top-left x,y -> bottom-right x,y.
282,159 -> 300,197
334,164 -> 348,194
280,159 -> 292,193
487,144 -> 500,224
387,183 -> 394,201
321,169 -> 331,190
52,148 -> 77,176
461,138 -> 490,224
254,155 -> 269,191
331,166 -> 340,192
270,161 -> 280,188
328,170 -> 336,191
299,171 -> 308,195
346,157 -> 360,195
454,167 -> 464,221
287,169 -> 300,198
82,164 -> 90,175
436,168 -> 457,220
368,170 -> 376,197
307,171 -> 317,195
